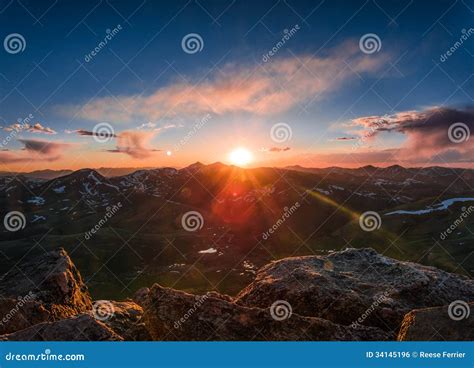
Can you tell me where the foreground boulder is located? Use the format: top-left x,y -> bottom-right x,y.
98,300 -> 150,341
235,248 -> 474,334
397,302 -> 474,341
0,314 -> 122,341
141,284 -> 390,341
0,248 -> 92,334
0,296 -> 50,335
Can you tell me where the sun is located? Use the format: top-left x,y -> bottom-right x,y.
229,147 -> 253,166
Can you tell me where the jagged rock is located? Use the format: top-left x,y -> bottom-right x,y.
0,297 -> 50,335
0,314 -> 122,341
397,302 -> 474,341
133,287 -> 150,306
0,248 -> 92,333
235,248 -> 474,334
99,300 -> 150,340
141,284 -> 390,341
205,291 -> 234,302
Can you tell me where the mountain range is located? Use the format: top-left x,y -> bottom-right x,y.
1,163 -> 473,300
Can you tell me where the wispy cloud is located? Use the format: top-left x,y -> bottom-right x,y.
0,139 -> 72,164
73,129 -> 118,138
260,146 -> 291,152
105,131 -> 161,159
334,136 -> 356,141
3,122 -> 56,134
56,40 -> 388,123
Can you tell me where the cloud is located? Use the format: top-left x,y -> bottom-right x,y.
136,122 -> 179,132
0,139 -> 72,164
73,129 -> 118,138
3,122 -> 56,134
334,136 -> 356,141
56,40 -> 388,123
350,106 -> 474,163
18,139 -> 72,155
260,146 -> 291,152
105,131 -> 160,159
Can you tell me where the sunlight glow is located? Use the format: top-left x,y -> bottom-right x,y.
229,147 -> 253,166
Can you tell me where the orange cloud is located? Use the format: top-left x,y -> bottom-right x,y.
57,41 -> 388,123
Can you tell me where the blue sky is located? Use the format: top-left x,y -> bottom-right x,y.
0,0 -> 472,170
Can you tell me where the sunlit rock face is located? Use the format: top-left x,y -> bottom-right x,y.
235,248 -> 474,335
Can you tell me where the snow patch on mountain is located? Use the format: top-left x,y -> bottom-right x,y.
385,198 -> 474,216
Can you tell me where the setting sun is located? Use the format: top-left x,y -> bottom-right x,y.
229,147 -> 253,166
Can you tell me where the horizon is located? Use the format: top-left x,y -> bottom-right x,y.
3,161 -> 474,175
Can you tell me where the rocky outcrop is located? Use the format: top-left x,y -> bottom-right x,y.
0,314 -> 122,341
0,248 -> 92,334
100,300 -> 150,341
397,302 -> 474,341
0,247 -> 471,341
141,284 -> 390,341
235,248 -> 474,335
0,297 -> 50,335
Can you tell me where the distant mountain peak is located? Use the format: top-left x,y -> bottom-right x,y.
183,162 -> 206,172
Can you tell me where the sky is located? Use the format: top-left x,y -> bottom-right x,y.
0,0 -> 473,171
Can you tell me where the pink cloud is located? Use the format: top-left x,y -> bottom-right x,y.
3,122 -> 56,134
349,106 -> 474,163
106,131 -> 160,159
57,41 -> 388,123
0,139 -> 72,164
